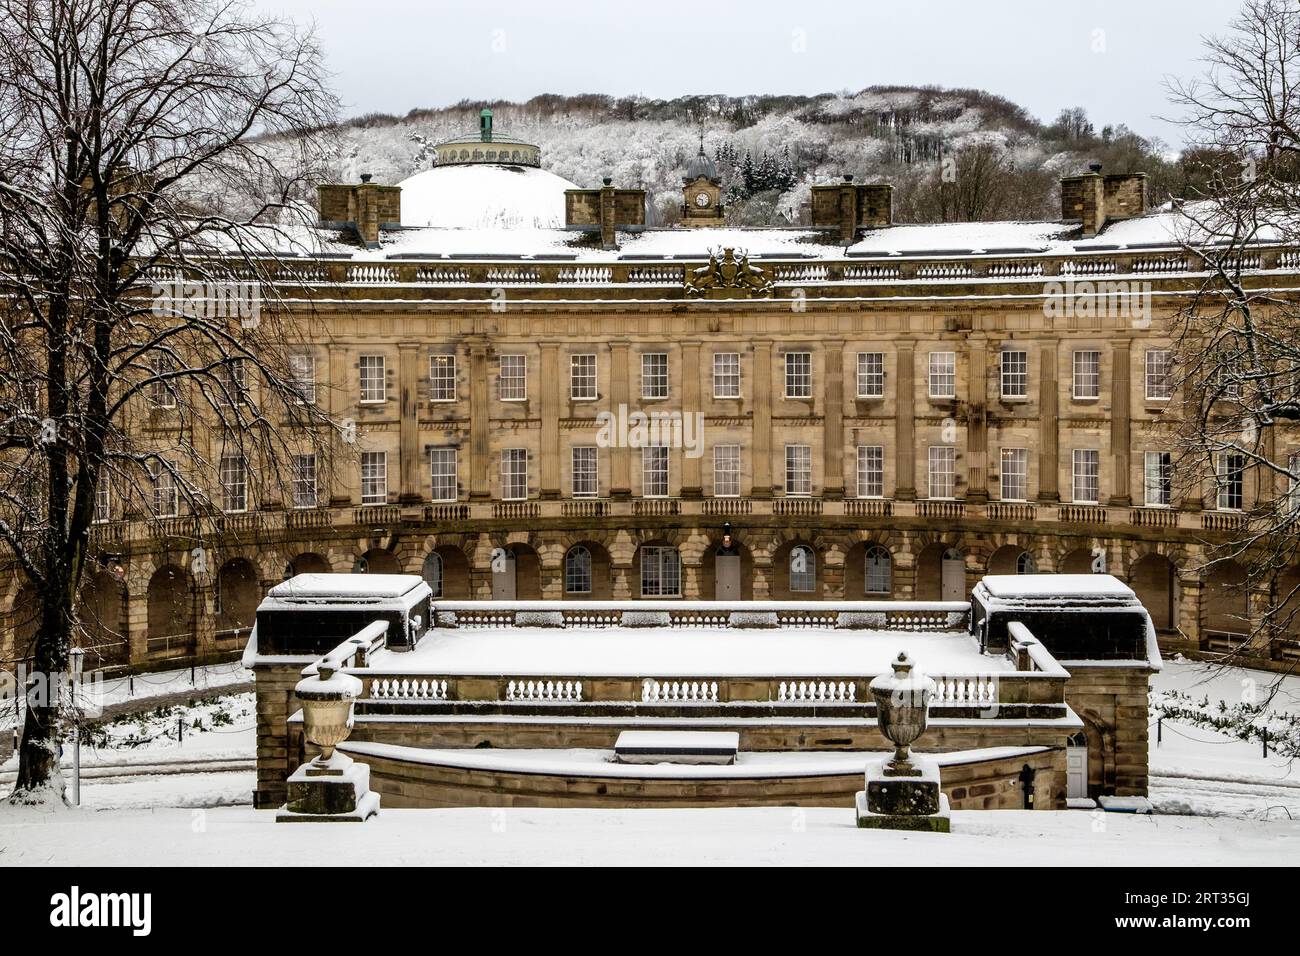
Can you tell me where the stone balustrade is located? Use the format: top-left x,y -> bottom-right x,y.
430,600 -> 969,632
87,496 -> 1244,549
162,243 -> 1299,295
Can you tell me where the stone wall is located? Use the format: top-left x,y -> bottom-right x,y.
1063,665 -> 1153,797
341,743 -> 1062,810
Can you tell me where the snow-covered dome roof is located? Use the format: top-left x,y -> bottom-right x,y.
396,164 -> 580,230
685,145 -> 718,183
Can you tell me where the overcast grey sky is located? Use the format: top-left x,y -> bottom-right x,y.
258,0 -> 1243,146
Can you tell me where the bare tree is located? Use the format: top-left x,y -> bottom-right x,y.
0,0 -> 341,804
1162,0 -> 1300,675
896,142 -> 1054,224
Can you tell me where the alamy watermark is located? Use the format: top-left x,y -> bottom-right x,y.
0,664 -> 107,718
595,403 -> 705,459
1042,279 -> 1151,325
151,279 -> 261,328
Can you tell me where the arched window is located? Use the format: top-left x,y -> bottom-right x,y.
865,546 -> 892,594
422,552 -> 444,598
789,546 -> 816,593
1016,551 -> 1037,574
565,546 -> 592,594
640,546 -> 681,597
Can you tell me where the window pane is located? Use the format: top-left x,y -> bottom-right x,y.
713,352 -> 741,398
501,448 -> 528,500
1000,350 -> 1028,398
565,547 -> 592,594
641,353 -> 669,399
1145,350 -> 1171,400
571,446 -> 598,497
857,352 -> 884,398
220,453 -> 247,512
429,354 -> 456,401
929,352 -> 956,398
499,355 -> 527,401
856,445 -> 883,497
1072,449 -> 1100,503
1000,447 -> 1028,501
789,545 -> 815,592
785,352 -> 812,398
292,454 -> 318,509
359,355 -> 385,403
785,444 -> 811,495
1217,453 -> 1245,510
570,354 -> 597,400
713,444 -> 740,497
928,446 -> 955,498
289,354 -> 316,404
865,547 -> 892,594
361,452 -> 387,504
1073,351 -> 1100,399
1144,451 -> 1171,507
641,546 -> 681,597
430,448 -> 457,501
642,445 -> 669,497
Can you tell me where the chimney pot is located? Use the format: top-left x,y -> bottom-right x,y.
1088,162 -> 1103,174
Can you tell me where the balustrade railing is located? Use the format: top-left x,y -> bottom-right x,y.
158,244 -> 1300,298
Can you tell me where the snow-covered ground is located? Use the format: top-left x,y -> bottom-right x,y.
1,656 -> 1297,864
0,804 -> 1293,866
1148,658 -> 1300,820
382,627 -> 1004,678
0,659 -> 252,732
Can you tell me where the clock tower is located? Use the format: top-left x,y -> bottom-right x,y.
681,137 -> 724,227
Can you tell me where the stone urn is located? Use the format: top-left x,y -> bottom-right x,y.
869,652 -> 935,775
295,664 -> 363,768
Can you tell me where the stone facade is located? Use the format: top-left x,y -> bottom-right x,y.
3,176 -> 1299,679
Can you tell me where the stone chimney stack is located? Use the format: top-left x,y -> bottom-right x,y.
564,179 -> 646,250
810,175 -> 893,244
317,174 -> 402,248
1060,163 -> 1147,238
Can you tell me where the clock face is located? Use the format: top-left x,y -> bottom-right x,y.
694,191 -> 711,208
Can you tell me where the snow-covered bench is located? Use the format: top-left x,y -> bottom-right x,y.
614,731 -> 740,765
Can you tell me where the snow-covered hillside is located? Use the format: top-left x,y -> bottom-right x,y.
303,87 -> 1151,227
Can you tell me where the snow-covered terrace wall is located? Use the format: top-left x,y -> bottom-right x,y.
337,601 -> 1072,716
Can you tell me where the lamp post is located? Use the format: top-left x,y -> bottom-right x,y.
68,646 -> 85,807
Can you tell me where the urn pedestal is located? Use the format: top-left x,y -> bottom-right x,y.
276,665 -> 380,823
855,652 -> 950,833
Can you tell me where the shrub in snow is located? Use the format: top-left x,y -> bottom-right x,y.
837,612 -> 886,630
515,610 -> 565,628
621,610 -> 671,628
729,611 -> 779,629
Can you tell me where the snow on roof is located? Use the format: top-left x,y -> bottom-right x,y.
370,627 -> 1007,678
978,574 -> 1137,601
615,227 -> 840,259
396,164 -> 578,229
295,194 -> 1297,266
846,220 -> 1078,257
266,573 -> 424,601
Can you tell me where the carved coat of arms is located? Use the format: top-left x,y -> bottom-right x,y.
684,247 -> 774,298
